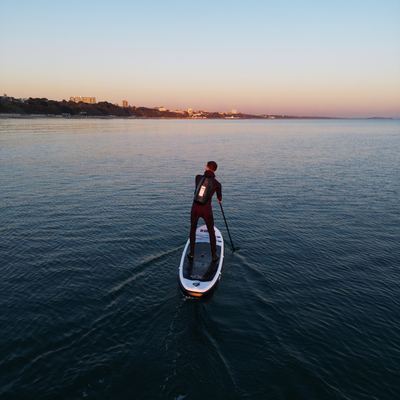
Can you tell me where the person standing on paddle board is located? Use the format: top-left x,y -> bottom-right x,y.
188,161 -> 222,262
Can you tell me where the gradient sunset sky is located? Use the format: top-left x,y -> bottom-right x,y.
1,0 -> 399,117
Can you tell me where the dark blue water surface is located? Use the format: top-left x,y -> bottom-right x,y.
1,119 -> 399,399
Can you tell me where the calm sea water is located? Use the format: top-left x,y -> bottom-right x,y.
1,119 -> 399,400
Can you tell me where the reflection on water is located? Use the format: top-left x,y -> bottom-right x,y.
1,119 -> 399,399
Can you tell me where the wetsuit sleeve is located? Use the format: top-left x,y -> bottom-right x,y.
194,175 -> 202,193
216,181 -> 222,201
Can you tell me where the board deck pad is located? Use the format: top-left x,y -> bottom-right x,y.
182,242 -> 222,282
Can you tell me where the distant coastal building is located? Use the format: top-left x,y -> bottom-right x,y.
187,108 -> 193,116
113,103 -> 119,106
231,109 -> 237,114
70,96 -> 96,104
122,100 -> 128,107
157,106 -> 167,111
0,94 -> 26,103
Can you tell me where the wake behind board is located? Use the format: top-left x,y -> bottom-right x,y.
179,225 -> 224,297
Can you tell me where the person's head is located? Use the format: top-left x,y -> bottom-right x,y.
206,161 -> 218,172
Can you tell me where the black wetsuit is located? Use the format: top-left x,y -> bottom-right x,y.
190,170 -> 222,255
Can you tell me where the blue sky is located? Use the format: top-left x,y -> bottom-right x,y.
1,0 -> 399,117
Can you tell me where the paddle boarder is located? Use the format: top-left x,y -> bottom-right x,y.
188,161 -> 222,262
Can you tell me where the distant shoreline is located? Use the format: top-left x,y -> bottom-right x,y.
0,113 -> 394,120
0,97 -> 393,120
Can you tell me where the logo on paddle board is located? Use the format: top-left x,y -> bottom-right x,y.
193,282 -> 200,287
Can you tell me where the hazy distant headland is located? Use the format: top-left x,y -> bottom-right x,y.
0,96 -> 393,120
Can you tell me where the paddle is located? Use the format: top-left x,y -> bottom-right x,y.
219,202 -> 235,252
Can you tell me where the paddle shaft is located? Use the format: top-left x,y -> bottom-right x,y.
219,202 -> 235,252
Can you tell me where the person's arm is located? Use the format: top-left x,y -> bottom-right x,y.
194,175 -> 201,194
216,182 -> 222,203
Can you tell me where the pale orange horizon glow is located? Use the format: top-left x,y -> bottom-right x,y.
1,0 -> 399,118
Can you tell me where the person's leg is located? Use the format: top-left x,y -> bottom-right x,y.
190,208 -> 200,255
204,213 -> 217,256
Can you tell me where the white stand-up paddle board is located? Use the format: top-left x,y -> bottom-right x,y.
179,225 -> 224,297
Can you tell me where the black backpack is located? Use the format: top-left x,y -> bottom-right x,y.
193,175 -> 213,205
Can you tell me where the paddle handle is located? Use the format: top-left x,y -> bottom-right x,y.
219,202 -> 235,252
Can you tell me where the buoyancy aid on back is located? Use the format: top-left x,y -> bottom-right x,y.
193,175 -> 213,205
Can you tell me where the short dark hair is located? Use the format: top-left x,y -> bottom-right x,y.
207,161 -> 218,172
